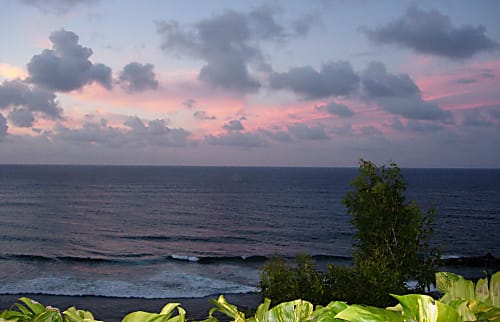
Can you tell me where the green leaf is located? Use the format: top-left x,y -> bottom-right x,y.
251,298 -> 271,322
63,307 -> 100,322
435,272 -> 461,293
122,303 -> 185,322
334,305 -> 403,322
491,271 -> 500,308
392,294 -> 461,322
208,295 -> 245,322
265,299 -> 314,322
18,298 -> 46,315
310,301 -> 348,322
476,277 -> 491,305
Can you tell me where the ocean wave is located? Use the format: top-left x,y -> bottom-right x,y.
0,274 -> 259,299
0,253 -> 353,266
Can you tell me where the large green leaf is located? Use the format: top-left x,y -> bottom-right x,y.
207,295 -> 245,322
122,302 -> 185,322
491,271 -> 500,308
264,299 -> 313,322
249,298 -> 271,322
18,298 -> 46,316
63,307 -> 100,322
392,294 -> 461,322
334,304 -> 403,322
309,301 -> 348,322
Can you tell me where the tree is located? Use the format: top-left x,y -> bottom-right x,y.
343,159 -> 439,305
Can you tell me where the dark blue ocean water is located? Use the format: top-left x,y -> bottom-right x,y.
0,165 -> 498,298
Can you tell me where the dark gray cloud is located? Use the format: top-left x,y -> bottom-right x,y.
156,6 -> 290,94
315,101 -> 354,117
0,114 -> 7,139
361,62 -> 450,121
0,80 -> 63,127
55,115 -> 190,148
455,78 -> 477,84
223,119 -> 245,131
378,96 -> 451,121
259,129 -> 292,142
205,132 -> 266,147
460,105 -> 500,127
124,116 -> 190,147
193,111 -> 216,120
118,62 -> 159,93
27,29 -> 112,92
361,61 -> 419,99
183,99 -> 197,109
361,126 -> 383,136
269,61 -> 359,99
292,13 -> 315,36
479,69 -> 495,79
363,6 -> 499,59
8,107 -> 35,127
21,0 -> 98,14
287,123 -> 329,140
407,120 -> 447,132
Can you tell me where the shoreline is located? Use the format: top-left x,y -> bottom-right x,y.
0,293 -> 262,322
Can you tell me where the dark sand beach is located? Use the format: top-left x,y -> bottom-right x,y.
0,293 -> 262,322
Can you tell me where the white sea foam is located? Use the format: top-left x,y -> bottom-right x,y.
171,254 -> 200,262
0,271 -> 259,299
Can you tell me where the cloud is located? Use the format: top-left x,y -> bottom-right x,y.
315,101 -> 354,117
223,119 -> 244,131
193,110 -> 216,120
269,61 -> 359,99
287,123 -> 329,140
182,99 -> 197,109
27,29 -> 112,92
0,80 -> 63,127
363,6 -> 499,59
156,6 -> 289,94
124,116 -> 190,147
0,114 -> 7,139
205,132 -> 266,147
55,115 -> 190,147
378,96 -> 451,121
8,107 -> 35,127
259,129 -> 292,142
118,62 -> 159,93
407,120 -> 447,132
361,61 -> 419,99
361,62 -> 450,121
21,0 -> 98,14
460,105 -> 500,127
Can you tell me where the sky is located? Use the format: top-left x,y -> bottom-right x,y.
1,0 -> 499,167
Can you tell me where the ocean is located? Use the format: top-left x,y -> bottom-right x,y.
0,165 -> 498,299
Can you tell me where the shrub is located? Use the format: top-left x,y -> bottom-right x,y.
260,159 -> 440,307
343,160 -> 439,297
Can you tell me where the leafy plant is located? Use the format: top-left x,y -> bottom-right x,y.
260,255 -> 326,305
436,271 -> 500,321
0,297 -> 99,322
122,302 -> 186,322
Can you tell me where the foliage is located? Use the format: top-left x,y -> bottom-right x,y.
1,272 -> 499,322
0,297 -> 100,322
260,160 -> 440,306
122,302 -> 186,322
343,159 -> 440,304
260,255 -> 327,305
436,271 -> 500,321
